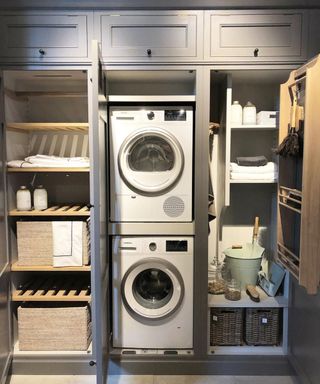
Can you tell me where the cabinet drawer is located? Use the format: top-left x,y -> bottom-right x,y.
0,13 -> 91,61
204,12 -> 307,62
97,12 -> 203,62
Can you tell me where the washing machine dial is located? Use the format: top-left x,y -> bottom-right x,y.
149,242 -> 157,251
147,111 -> 155,120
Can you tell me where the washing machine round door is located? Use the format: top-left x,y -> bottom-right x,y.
122,258 -> 184,321
118,128 -> 184,195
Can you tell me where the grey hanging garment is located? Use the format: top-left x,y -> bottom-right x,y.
208,125 -> 217,233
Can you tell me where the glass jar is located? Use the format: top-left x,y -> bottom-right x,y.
224,279 -> 241,301
33,185 -> 48,210
208,260 -> 226,295
16,186 -> 31,211
243,101 -> 257,125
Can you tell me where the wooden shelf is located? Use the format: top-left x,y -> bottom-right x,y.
230,179 -> 277,184
12,277 -> 91,302
9,90 -> 87,99
208,286 -> 288,308
231,124 -> 277,130
6,122 -> 89,132
7,167 -> 89,173
9,205 -> 90,217
13,341 -> 92,356
11,262 -> 91,272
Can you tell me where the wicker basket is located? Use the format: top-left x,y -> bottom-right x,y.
245,308 -> 281,346
17,221 -> 89,266
210,308 -> 244,346
18,303 -> 92,351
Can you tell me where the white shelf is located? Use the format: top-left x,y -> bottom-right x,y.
208,345 -> 284,356
230,179 -> 278,184
208,286 -> 288,308
108,95 -> 196,102
231,124 -> 277,130
13,341 -> 92,356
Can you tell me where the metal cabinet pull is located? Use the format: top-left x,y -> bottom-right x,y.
39,48 -> 46,56
147,49 -> 152,57
254,48 -> 259,57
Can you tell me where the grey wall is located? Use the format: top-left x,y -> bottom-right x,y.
289,279 -> 320,384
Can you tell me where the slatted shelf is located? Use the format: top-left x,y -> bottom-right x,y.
11,262 -> 91,272
9,204 -> 90,217
7,122 -> 89,132
277,242 -> 299,280
7,167 -> 89,173
12,277 -> 91,302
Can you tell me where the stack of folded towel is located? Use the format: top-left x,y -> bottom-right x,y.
7,154 -> 89,168
230,156 -> 278,181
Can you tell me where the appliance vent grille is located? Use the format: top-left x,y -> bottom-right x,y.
163,196 -> 185,217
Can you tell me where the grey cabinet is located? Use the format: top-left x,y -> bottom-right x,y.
204,11 -> 307,63
0,12 -> 93,63
95,11 -> 203,62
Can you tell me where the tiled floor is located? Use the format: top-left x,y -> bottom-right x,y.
9,375 -> 297,384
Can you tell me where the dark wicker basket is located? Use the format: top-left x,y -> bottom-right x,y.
245,308 -> 281,346
210,308 -> 244,346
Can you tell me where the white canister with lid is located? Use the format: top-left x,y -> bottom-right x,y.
230,101 -> 243,125
243,101 -> 257,125
16,186 -> 32,211
33,185 -> 48,210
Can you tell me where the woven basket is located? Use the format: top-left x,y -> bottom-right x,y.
210,308 -> 244,346
18,303 -> 92,351
245,308 -> 281,346
17,221 -> 90,266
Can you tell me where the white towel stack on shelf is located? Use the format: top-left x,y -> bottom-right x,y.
230,162 -> 278,181
7,154 -> 89,168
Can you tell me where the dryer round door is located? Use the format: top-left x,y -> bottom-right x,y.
121,258 -> 184,321
118,128 -> 184,195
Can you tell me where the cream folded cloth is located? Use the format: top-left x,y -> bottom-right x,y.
230,162 -> 277,174
8,155 -> 89,168
230,172 -> 278,180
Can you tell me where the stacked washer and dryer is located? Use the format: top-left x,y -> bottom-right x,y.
109,102 -> 194,350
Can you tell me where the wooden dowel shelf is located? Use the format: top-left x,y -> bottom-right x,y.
12,277 -> 91,302
6,122 -> 89,132
7,167 -> 90,173
279,201 -> 302,214
9,204 -> 90,217
11,262 -> 91,272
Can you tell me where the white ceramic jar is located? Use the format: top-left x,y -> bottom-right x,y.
243,101 -> 257,125
33,185 -> 48,210
16,186 -> 32,211
231,101 -> 243,125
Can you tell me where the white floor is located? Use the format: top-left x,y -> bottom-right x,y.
9,375 -> 298,384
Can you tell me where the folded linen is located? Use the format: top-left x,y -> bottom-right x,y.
7,160 -> 35,168
236,156 -> 268,166
230,172 -> 278,180
230,162 -> 278,174
8,155 -> 89,168
52,222 -> 72,257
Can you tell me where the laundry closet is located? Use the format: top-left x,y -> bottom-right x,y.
0,5 -> 320,384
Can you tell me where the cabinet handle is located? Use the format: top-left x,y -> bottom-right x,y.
254,48 -> 259,57
89,361 -> 96,366
147,49 -> 152,57
39,48 -> 46,56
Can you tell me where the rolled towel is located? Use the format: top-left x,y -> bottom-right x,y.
230,162 -> 278,174
236,156 -> 268,166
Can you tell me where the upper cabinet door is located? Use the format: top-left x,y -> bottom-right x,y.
0,74 -> 12,384
89,41 -> 109,384
0,12 -> 93,63
95,11 -> 204,62
204,11 -> 307,63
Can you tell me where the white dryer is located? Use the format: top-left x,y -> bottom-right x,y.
109,105 -> 193,222
112,236 -> 193,349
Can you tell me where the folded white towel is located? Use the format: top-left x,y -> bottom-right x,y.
230,172 -> 278,180
25,155 -> 89,168
52,222 -> 72,257
230,162 -> 278,174
7,160 -> 35,168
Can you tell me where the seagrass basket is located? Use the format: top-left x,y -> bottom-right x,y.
210,307 -> 244,346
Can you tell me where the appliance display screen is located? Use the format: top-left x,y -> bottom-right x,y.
166,240 -> 188,252
165,110 -> 187,121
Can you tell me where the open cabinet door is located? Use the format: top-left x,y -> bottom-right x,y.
89,41 -> 110,384
0,74 -> 12,384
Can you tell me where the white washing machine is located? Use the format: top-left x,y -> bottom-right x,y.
112,236 -> 193,349
109,105 -> 193,222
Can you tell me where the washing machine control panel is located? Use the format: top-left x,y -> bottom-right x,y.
164,109 -> 187,121
166,240 -> 188,252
